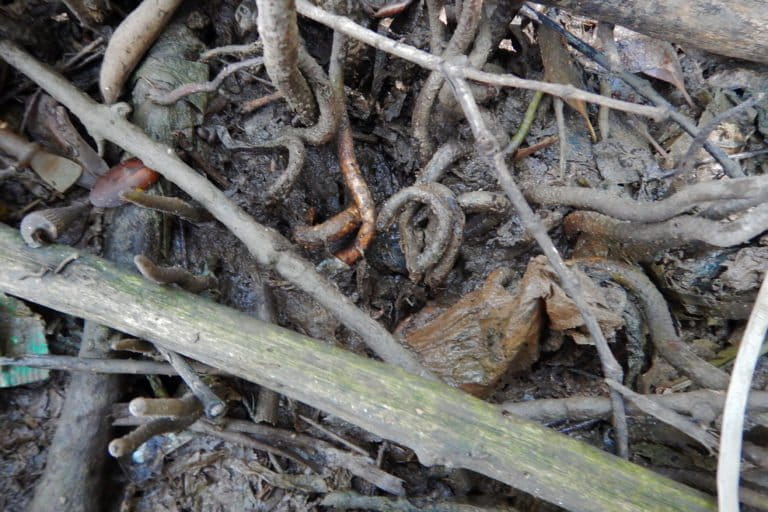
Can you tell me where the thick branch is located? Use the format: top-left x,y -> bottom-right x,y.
0,225 -> 714,511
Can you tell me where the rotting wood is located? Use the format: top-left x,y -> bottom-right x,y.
529,0 -> 768,64
0,225 -> 715,512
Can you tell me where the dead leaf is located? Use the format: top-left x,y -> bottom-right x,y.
539,24 -> 597,141
614,27 -> 695,108
396,256 -> 624,397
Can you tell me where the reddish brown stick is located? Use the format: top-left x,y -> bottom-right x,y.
333,118 -> 376,264
293,204 -> 360,248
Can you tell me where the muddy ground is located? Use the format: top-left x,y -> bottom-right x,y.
1,0 -> 768,510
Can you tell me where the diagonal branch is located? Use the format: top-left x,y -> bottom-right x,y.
0,38 -> 431,379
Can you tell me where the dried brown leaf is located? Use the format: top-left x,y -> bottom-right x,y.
614,27 -> 695,108
539,24 -> 596,141
397,256 -> 624,397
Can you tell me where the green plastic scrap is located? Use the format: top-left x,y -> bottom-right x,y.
0,292 -> 49,387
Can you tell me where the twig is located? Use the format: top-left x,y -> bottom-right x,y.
155,346 -> 226,419
554,97 -> 567,179
0,354 -> 219,375
502,90 -> 544,155
441,61 -> 628,458
299,415 -> 369,456
333,114 -> 376,264
718,272 -> 768,510
200,41 -> 263,61
241,90 -> 283,113
150,57 -> 265,105
678,93 -> 766,175
695,148 -> 768,166
526,176 -> 768,223
605,379 -> 719,454
578,259 -> 730,390
424,0 -> 445,55
513,135 -> 558,160
256,0 -> 317,123
0,38 -> 431,379
501,389 -> 768,424
457,191 -> 510,214
108,415 -> 199,457
415,140 -> 467,184
522,7 -> 743,177
194,420 -> 323,473
293,0 -> 669,121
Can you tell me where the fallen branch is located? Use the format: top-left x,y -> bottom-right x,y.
0,225 -> 714,511
0,38 -> 429,379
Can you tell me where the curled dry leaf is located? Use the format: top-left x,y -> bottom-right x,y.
539,24 -> 596,141
99,0 -> 185,103
396,256 -> 624,397
614,27 -> 695,108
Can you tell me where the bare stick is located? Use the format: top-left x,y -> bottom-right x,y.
678,93 -> 765,175
0,354 -> 218,375
0,39 -> 430,379
293,0 -> 669,121
605,379 -> 719,454
150,57 -> 265,105
194,420 -> 323,473
108,415 -> 199,457
718,273 -> 768,510
257,0 -> 317,123
442,61 -> 629,459
155,346 -> 226,419
299,415 -> 369,456
526,176 -> 768,223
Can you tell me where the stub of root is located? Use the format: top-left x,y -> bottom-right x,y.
378,183 -> 464,287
